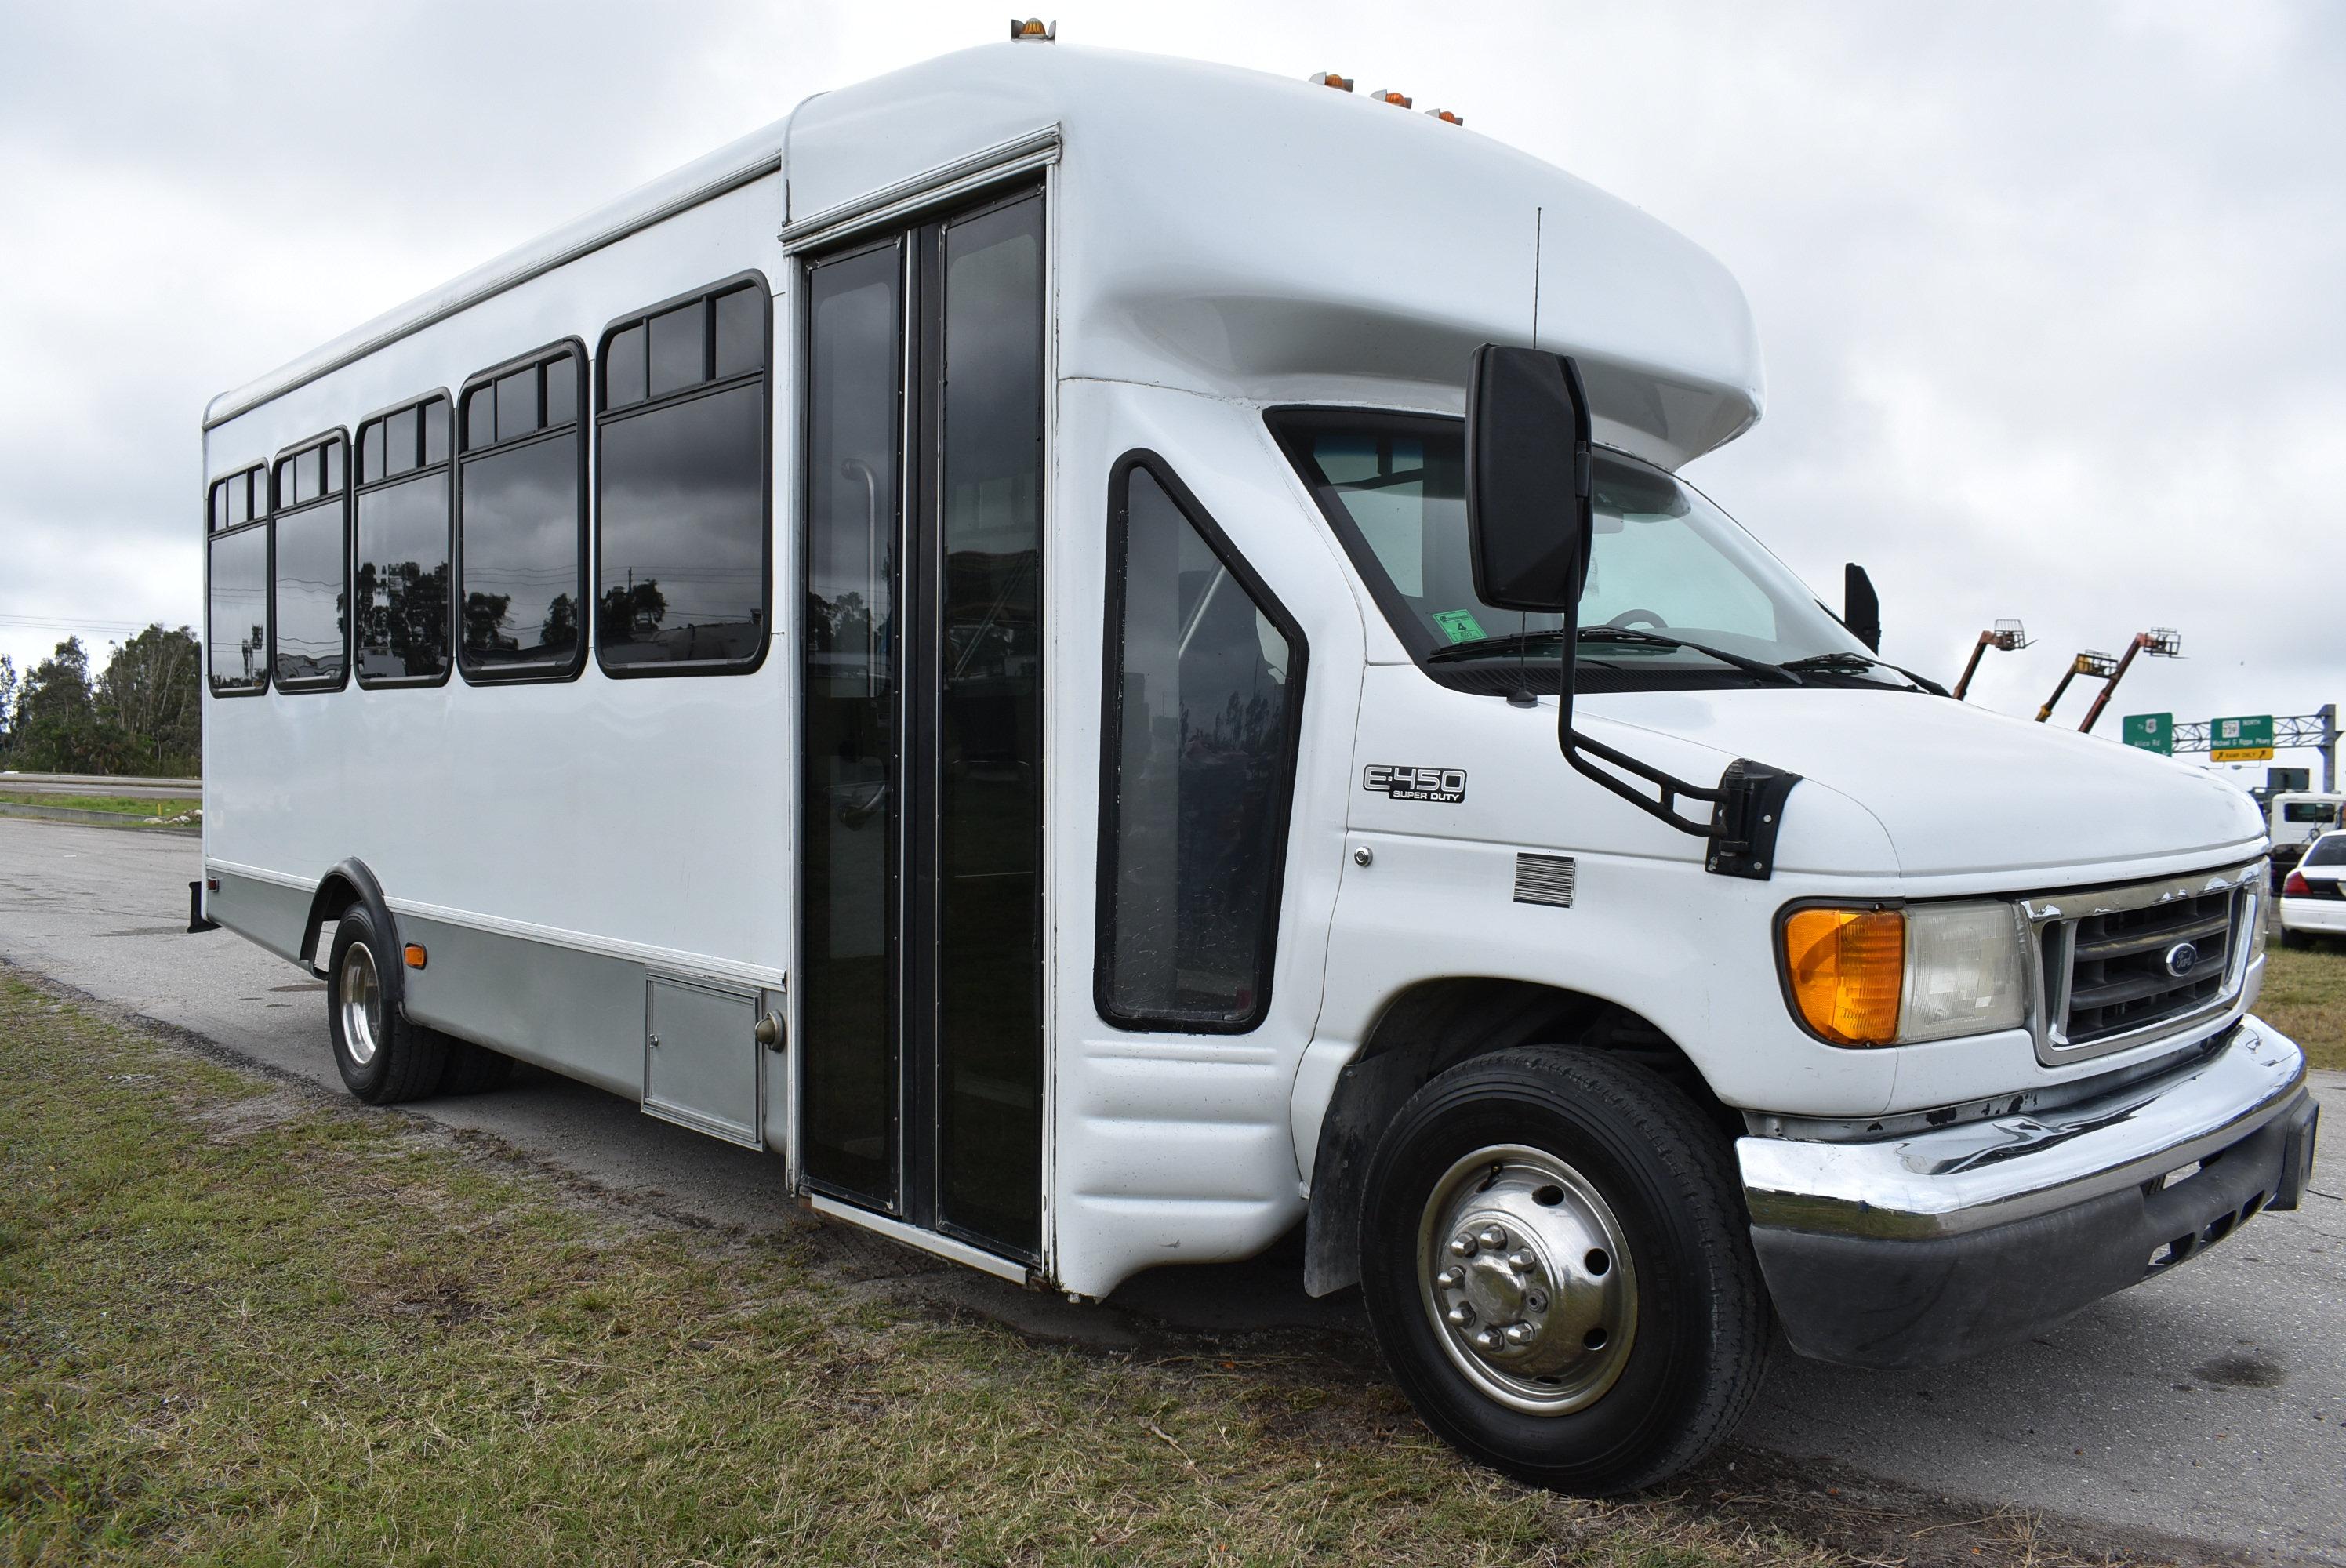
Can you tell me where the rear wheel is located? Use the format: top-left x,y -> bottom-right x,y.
327,905 -> 445,1104
1359,1047 -> 1767,1495
436,1038 -> 515,1095
2279,927 -> 2311,949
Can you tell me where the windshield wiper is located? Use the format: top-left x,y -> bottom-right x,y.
1574,626 -> 1804,685
1429,626 -> 1804,686
1778,651 -> 1948,695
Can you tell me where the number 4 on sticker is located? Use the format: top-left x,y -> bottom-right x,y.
1433,609 -> 1485,644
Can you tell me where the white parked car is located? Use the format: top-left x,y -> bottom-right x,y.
2280,830 -> 2346,947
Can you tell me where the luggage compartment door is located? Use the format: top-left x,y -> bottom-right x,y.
644,975 -> 764,1148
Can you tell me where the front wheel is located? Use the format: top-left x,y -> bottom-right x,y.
1359,1047 -> 1767,1495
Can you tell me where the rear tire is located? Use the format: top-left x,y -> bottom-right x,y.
326,905 -> 446,1104
436,1038 -> 515,1096
2279,927 -> 2311,949
1358,1047 -> 1767,1495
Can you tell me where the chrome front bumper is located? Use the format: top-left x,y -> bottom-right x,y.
1738,1018 -> 2319,1368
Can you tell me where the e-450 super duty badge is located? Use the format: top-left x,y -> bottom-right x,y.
1362,764 -> 1467,804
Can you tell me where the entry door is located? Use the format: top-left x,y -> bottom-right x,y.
798,187 -> 1047,1261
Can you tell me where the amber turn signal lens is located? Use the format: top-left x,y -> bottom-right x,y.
1782,908 -> 1902,1046
402,944 -> 428,970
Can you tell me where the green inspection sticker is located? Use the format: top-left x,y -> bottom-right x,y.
1432,609 -> 1487,644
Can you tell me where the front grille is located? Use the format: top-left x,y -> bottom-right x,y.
2041,882 -> 2248,1050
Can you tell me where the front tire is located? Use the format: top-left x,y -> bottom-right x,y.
327,905 -> 446,1105
1359,1047 -> 1767,1495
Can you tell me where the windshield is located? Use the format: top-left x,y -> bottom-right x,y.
1273,411 -> 1898,689
2302,833 -> 2346,867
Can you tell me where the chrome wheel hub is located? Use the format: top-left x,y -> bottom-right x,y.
338,942 -> 383,1068
1417,1144 -> 1637,1415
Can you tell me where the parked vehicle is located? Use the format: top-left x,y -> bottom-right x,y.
2268,792 -> 2344,889
2280,830 -> 2346,947
197,41 -> 2319,1494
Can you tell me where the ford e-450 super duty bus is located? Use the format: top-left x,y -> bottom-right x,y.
196,38 -> 2321,1493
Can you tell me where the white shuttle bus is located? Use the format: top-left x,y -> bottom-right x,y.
200,41 -> 2320,1492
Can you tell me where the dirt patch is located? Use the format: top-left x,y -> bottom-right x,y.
190,1088 -> 311,1142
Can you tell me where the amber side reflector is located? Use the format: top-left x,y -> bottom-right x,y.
403,944 -> 428,971
1782,908 -> 1902,1046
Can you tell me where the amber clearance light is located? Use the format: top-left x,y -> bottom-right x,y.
1781,908 -> 1903,1046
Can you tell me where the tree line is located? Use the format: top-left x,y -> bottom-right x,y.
0,626 -> 202,779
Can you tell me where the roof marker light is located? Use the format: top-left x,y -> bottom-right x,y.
1310,71 -> 1354,92
1425,108 -> 1465,125
1011,17 -> 1055,40
1371,89 -> 1413,107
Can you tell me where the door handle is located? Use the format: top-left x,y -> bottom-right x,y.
754,1011 -> 786,1051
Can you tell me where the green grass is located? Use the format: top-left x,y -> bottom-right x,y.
2262,942 -> 2346,1072
0,791 -> 200,819
0,976 -> 1855,1568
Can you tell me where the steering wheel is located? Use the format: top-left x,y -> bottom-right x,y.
1605,608 -> 1668,631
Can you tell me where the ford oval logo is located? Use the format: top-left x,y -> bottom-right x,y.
2163,941 -> 2201,978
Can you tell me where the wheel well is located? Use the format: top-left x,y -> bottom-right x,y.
1300,978 -> 1734,1298
299,873 -> 365,970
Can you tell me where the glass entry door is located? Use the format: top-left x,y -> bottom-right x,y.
799,187 -> 1047,1262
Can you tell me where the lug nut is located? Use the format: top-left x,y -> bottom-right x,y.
1436,1266 -> 1464,1289
1503,1323 -> 1533,1346
1448,1234 -> 1476,1258
1507,1249 -> 1536,1272
1446,1304 -> 1475,1327
1478,1225 -> 1508,1250
1471,1329 -> 1499,1352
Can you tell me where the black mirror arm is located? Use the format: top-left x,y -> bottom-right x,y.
1557,673 -> 1801,880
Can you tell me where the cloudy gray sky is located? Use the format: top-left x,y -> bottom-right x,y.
4,2 -> 2340,777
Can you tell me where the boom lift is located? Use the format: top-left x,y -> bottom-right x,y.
2032,628 -> 2181,726
2077,628 -> 2183,731
1951,619 -> 2030,700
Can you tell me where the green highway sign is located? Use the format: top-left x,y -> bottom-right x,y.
2122,713 -> 2172,755
2210,713 -> 2275,762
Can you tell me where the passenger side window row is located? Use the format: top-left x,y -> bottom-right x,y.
205,274 -> 771,696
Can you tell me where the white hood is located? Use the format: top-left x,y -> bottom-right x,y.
1587,688 -> 2265,880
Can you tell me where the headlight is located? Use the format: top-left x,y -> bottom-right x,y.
1781,901 -> 2028,1047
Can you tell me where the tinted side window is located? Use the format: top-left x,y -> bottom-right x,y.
459,347 -> 586,680
1097,461 -> 1306,1031
268,434 -> 349,691
596,278 -> 770,673
2283,802 -> 2338,825
207,466 -> 270,695
354,396 -> 452,685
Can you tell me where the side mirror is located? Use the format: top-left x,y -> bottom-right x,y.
1843,564 -> 1880,653
1464,345 -> 1592,612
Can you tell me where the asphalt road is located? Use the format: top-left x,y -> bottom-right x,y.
2,818 -> 2340,1563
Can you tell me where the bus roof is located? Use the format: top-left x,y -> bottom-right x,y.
207,42 -> 1761,469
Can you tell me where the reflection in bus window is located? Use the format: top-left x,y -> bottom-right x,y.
459,347 -> 585,680
596,281 -> 769,673
354,398 -> 451,686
